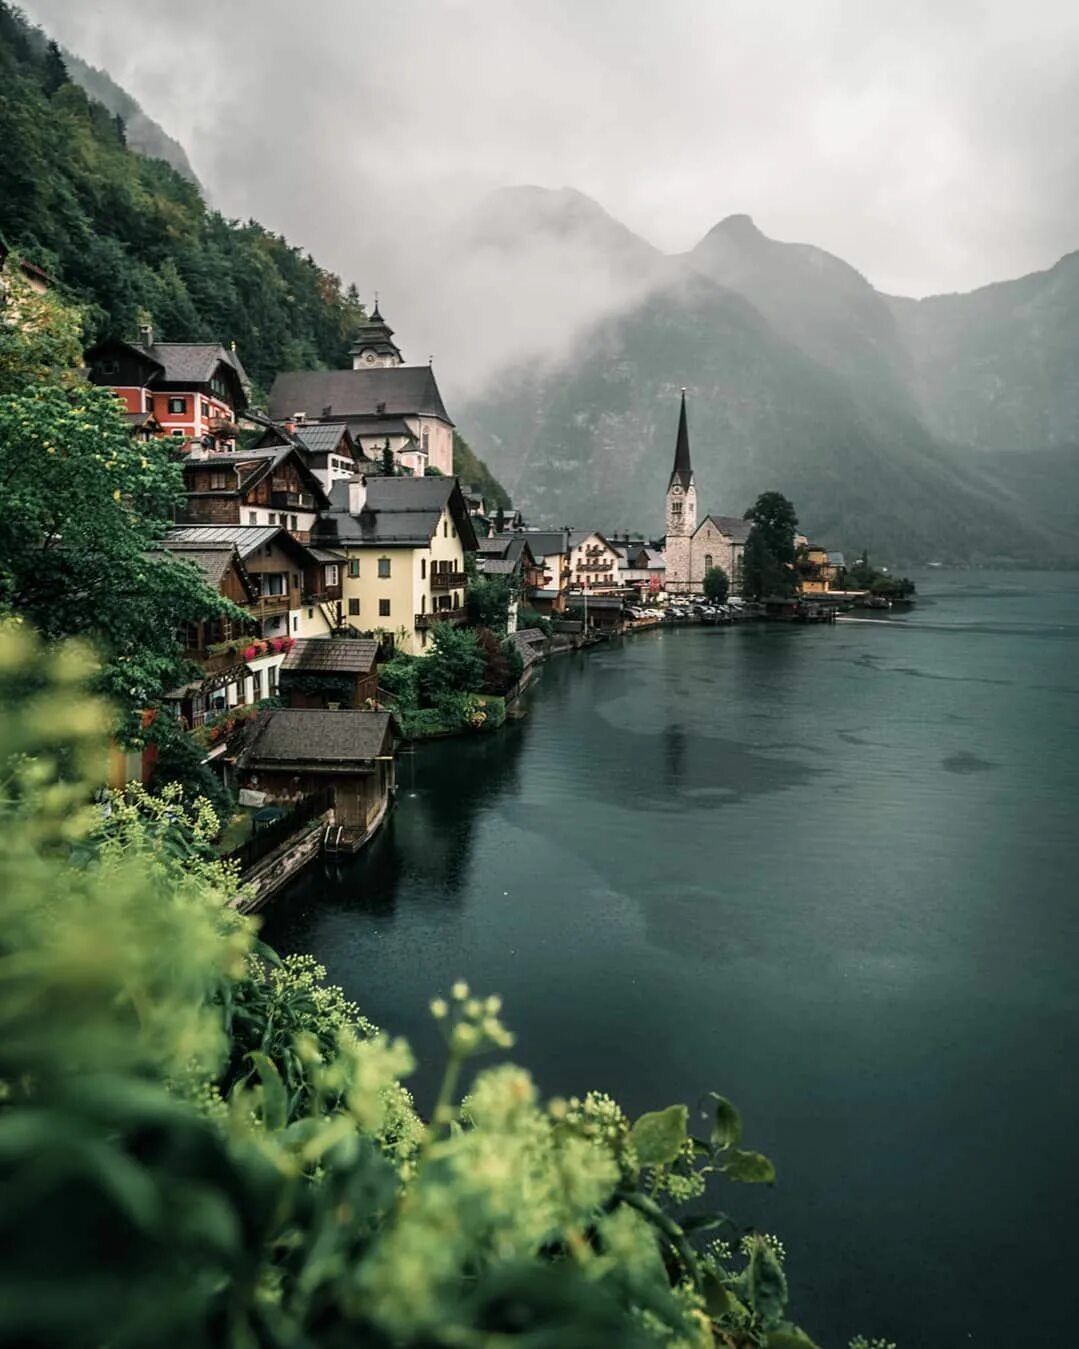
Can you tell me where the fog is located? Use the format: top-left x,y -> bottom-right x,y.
26,0 -> 1079,394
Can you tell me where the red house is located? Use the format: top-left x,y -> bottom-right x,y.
86,324 -> 249,450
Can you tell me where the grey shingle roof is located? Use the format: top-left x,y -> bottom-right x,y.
293,423 -> 354,455
282,638 -> 379,675
268,366 -> 452,425
477,558 -> 517,575
699,514 -> 752,544
162,523 -> 312,563
345,417 -> 415,440
518,530 -> 568,558
239,709 -> 393,766
137,341 -> 250,390
160,543 -> 236,586
313,476 -> 477,550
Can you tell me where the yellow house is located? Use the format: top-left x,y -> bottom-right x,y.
798,544 -> 844,594
312,475 -> 477,655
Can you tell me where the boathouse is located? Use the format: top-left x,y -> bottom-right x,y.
234,708 -> 395,836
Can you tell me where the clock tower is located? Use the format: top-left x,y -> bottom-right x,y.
349,298 -> 404,369
664,388 -> 697,594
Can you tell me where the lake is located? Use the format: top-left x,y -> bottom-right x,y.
261,571 -> 1079,1348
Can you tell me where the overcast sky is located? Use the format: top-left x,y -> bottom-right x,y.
25,0 -> 1079,387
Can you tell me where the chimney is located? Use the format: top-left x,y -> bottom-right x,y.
138,322 -> 154,348
348,473 -> 367,516
293,411 -> 306,425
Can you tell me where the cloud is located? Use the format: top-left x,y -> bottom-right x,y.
24,0 -> 1079,393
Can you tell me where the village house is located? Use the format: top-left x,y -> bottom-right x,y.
0,237 -> 50,297
798,545 -> 845,594
234,708 -> 395,844
514,529 -> 571,615
310,474 -> 477,656
279,637 -> 381,709
663,390 -> 752,595
611,536 -> 666,597
475,534 -> 544,588
255,420 -> 365,494
568,530 -> 622,593
177,443 -> 330,541
164,523 -> 340,647
86,326 -> 249,450
267,303 -> 455,476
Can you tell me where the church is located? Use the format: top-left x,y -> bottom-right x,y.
268,300 -> 455,477
663,390 -> 750,594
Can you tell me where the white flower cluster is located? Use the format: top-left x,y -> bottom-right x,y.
429,981 -> 514,1054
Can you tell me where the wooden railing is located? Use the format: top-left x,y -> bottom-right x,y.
430,570 -> 467,590
415,608 -> 465,629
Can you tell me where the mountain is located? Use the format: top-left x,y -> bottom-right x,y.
460,196 -> 1079,563
886,254 -> 1079,452
61,50 -> 204,193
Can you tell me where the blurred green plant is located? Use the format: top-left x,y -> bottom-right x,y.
0,622 -> 866,1348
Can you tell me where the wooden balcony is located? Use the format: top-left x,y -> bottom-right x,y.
249,593 -> 290,616
430,570 -> 467,590
415,608 -> 466,629
271,490 -> 316,509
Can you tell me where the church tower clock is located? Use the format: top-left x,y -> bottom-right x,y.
664,388 -> 697,594
349,298 -> 404,369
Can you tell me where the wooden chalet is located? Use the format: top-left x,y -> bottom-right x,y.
280,638 -> 380,709
178,444 -> 330,540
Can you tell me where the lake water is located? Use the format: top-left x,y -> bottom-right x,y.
262,572 -> 1079,1348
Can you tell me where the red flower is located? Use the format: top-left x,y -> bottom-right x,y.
243,645 -> 258,662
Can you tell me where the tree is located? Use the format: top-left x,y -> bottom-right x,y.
416,624 -> 486,702
702,565 -> 729,603
741,491 -> 799,599
0,286 -> 237,740
466,572 -> 515,632
381,438 -> 395,476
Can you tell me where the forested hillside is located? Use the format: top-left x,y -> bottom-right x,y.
60,48 -> 204,192
0,2 -> 364,395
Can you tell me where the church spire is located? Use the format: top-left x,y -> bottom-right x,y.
669,387 -> 693,489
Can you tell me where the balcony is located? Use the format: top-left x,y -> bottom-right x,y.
207,416 -> 238,438
415,608 -> 466,629
271,490 -> 315,509
576,560 -> 613,572
249,593 -> 290,616
430,569 -> 467,590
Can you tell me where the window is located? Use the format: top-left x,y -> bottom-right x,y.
307,607 -> 313,619
168,397 -> 186,414
210,471 -> 228,490
348,559 -> 360,578
268,665 -> 279,696
348,598 -> 360,616
421,558 -> 426,580
251,668 -> 262,700
671,501 -> 683,517
97,359 -> 119,376
171,430 -> 185,438
378,599 -> 391,618
201,401 -> 210,418
291,573 -> 299,590
291,515 -> 298,531
704,554 -> 713,571
378,557 -> 391,578
264,573 -> 286,596
144,392 -> 152,412
421,594 -> 426,613
325,564 -> 339,586
292,615 -> 298,633
421,426 -> 430,452
443,521 -> 448,537
248,511 -> 257,524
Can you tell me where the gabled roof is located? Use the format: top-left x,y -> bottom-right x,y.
138,341 -> 250,391
313,475 -> 477,550
346,417 -> 417,441
282,638 -> 379,675
518,530 -> 569,558
181,445 -> 331,509
162,523 -> 315,566
293,422 -> 356,456
568,529 -> 618,552
697,514 -> 751,544
237,708 -> 393,767
156,540 -> 258,601
268,365 -> 453,425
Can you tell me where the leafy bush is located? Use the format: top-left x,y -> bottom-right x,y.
416,625 -> 486,703
518,607 -> 554,637
0,621 -> 854,1349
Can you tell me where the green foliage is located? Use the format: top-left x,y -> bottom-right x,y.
0,626 -> 865,1349
846,552 -> 916,599
0,2 -> 364,393
741,492 -> 799,600
702,565 -> 730,603
453,429 -> 511,509
417,624 -> 486,703
466,571 -> 515,632
0,262 -> 84,393
381,438 -> 395,476
518,606 -> 554,637
0,288 -> 237,736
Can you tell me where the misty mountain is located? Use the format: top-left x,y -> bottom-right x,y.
460,192 -> 1079,563
886,255 -> 1079,452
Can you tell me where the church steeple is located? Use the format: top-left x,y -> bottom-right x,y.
350,296 -> 404,368
664,387 -> 697,592
669,387 -> 693,489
